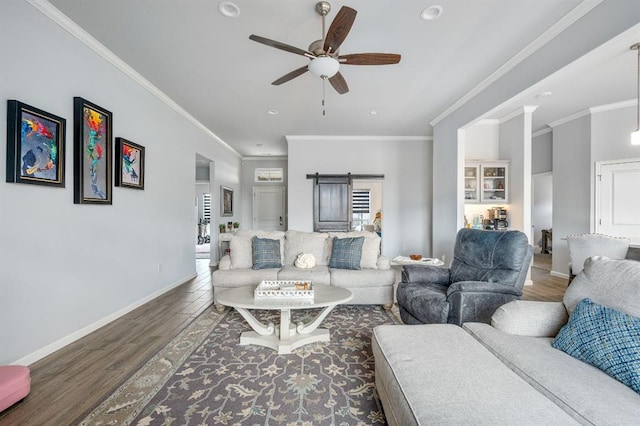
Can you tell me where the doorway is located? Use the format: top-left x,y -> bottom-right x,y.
532,172 -> 552,270
195,154 -> 214,261
253,186 -> 285,231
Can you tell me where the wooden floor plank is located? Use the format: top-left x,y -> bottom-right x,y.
0,257 -> 565,425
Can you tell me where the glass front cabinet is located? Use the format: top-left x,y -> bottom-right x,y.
465,161 -> 509,204
464,163 -> 480,202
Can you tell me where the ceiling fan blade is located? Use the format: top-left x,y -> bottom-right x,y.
323,6 -> 357,54
272,65 -> 309,85
339,53 -> 401,65
329,72 -> 349,95
249,34 -> 315,58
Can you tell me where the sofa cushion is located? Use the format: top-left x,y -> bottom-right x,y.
277,265 -> 331,285
329,236 -> 364,270
564,257 -> 640,316
329,231 -> 380,269
463,322 -> 640,424
284,230 -> 331,266
229,231 -> 285,269
212,268 -> 279,289
252,236 -> 283,270
491,300 -> 568,337
372,324 -> 578,426
552,298 -> 640,394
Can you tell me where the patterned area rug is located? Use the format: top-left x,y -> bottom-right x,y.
79,304 -> 398,425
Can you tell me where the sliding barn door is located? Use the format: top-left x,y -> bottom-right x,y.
314,175 -> 352,232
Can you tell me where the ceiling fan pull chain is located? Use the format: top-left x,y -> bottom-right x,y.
322,77 -> 326,116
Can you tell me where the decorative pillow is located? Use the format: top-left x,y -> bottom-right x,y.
252,237 -> 282,270
230,231 -> 284,269
329,237 -> 364,270
552,298 -> 640,394
295,253 -> 316,269
329,231 -> 381,269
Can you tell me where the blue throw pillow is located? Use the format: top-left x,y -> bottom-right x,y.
552,298 -> 640,394
329,237 -> 364,270
252,236 -> 282,270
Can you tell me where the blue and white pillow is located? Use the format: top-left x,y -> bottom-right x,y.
552,298 -> 640,394
329,237 -> 364,270
252,236 -> 282,270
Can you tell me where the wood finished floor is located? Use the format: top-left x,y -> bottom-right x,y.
0,256 -> 566,425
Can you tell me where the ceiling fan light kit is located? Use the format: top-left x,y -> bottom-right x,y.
248,1 -> 401,96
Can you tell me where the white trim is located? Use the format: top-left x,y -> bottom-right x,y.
499,106 -> 539,124
548,109 -> 590,128
26,0 -> 240,158
430,0 -> 603,127
533,127 -> 552,138
589,99 -> 636,114
13,272 -> 196,366
550,270 -> 570,279
286,135 -> 432,142
242,156 -> 288,161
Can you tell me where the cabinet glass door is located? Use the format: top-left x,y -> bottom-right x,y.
464,165 -> 479,202
481,165 -> 507,202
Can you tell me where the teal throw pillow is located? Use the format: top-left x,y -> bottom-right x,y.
329,237 -> 364,270
252,236 -> 282,270
552,298 -> 640,394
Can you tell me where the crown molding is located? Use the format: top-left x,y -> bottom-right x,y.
26,0 -> 241,158
429,0 -> 603,127
499,105 -> 539,123
589,99 -> 636,113
286,135 -> 432,143
242,156 -> 288,161
548,109 -> 590,128
532,127 -> 552,138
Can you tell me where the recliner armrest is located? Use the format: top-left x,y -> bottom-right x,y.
377,255 -> 391,269
402,264 -> 450,285
446,281 -> 522,297
491,300 -> 568,337
218,254 -> 232,270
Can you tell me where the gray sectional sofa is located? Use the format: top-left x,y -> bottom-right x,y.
373,256 -> 640,425
212,230 -> 395,307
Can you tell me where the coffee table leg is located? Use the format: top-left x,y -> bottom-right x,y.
296,304 -> 337,335
234,307 -> 276,336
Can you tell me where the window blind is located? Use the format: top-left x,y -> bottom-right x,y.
352,189 -> 370,214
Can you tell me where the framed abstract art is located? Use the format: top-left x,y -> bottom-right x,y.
115,137 -> 145,190
6,100 -> 66,187
73,97 -> 112,204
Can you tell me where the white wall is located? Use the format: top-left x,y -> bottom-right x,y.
464,122 -> 500,160
532,131 -> 553,174
287,136 -> 432,258
0,0 -> 241,364
551,115 -> 591,276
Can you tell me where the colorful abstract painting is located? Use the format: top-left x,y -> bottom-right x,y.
115,137 -> 145,190
73,97 -> 112,204
6,100 -> 66,187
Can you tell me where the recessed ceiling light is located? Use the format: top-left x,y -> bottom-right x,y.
370,109 -> 381,115
256,143 -> 264,147
536,91 -> 553,98
267,109 -> 279,115
218,2 -> 240,18
420,5 -> 443,21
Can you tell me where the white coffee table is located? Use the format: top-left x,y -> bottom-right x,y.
216,284 -> 353,354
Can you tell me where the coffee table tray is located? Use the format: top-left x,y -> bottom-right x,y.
255,280 -> 314,300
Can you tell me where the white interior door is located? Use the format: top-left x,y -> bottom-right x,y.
597,159 -> 640,244
253,187 -> 285,231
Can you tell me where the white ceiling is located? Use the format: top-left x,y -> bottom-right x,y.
48,0 -> 639,156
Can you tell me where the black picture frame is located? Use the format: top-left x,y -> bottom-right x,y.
6,100 -> 66,187
221,185 -> 233,216
73,97 -> 113,204
115,137 -> 145,190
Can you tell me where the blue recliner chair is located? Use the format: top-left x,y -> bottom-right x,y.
397,228 -> 533,326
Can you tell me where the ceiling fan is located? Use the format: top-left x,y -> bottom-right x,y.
249,1 -> 401,95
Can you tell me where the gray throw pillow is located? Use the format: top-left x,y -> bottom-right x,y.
252,236 -> 282,270
329,236 -> 364,270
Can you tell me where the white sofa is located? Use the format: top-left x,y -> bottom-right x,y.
212,230 -> 396,307
373,256 -> 640,425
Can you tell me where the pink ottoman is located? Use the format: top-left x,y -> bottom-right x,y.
0,366 -> 31,412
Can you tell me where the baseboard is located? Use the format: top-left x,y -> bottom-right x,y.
524,279 -> 533,286
550,270 -> 569,279
13,272 -> 197,366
